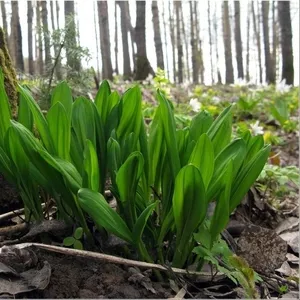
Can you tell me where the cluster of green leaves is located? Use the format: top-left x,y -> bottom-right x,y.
63,227 -> 84,250
0,70 -> 270,270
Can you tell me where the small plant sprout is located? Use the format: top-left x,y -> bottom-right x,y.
63,227 -> 84,250
189,98 -> 201,112
250,121 -> 264,136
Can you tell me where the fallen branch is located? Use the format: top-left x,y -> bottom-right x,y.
13,242 -> 225,280
0,223 -> 28,236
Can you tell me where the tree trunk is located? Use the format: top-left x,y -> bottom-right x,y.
64,1 -> 81,72
93,1 -> 101,80
175,1 -> 183,83
50,0 -> 62,80
234,1 -> 244,79
262,1 -> 275,83
36,1 -> 44,75
27,1 -> 34,75
0,27 -> 18,117
222,1 -> 234,84
252,1 -> 263,84
169,1 -> 176,82
162,0 -> 169,78
194,2 -> 204,84
97,1 -> 113,80
190,1 -> 198,84
11,1 -> 24,72
246,2 -> 251,82
114,1 -> 119,75
180,6 -> 189,82
134,1 -> 153,80
272,0 -> 278,82
207,0 -> 214,84
56,1 -> 60,28
214,2 -> 222,84
41,1 -> 51,72
117,1 -> 131,80
152,1 -> 164,70
278,1 -> 294,85
0,2 -> 9,48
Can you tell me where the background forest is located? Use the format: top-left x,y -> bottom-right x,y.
1,0 -> 298,86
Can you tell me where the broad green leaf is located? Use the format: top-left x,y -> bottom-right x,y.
74,227 -> 83,239
83,139 -> 100,192
0,146 -> 14,183
189,110 -> 213,143
63,237 -> 75,246
51,81 -> 73,119
73,240 -> 83,250
94,80 -> 111,124
176,128 -> 189,166
78,188 -> 133,243
230,145 -> 271,212
47,102 -> 70,160
188,133 -> 214,189
18,84 -> 55,154
245,135 -> 264,162
17,91 -> 33,131
107,137 -> 121,186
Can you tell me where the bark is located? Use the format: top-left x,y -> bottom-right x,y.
272,0 -> 278,81
152,1 -> 164,70
246,2 -> 251,82
214,2 -> 222,84
169,1 -> 176,82
194,2 -> 204,83
278,1 -> 294,85
117,1 -> 131,79
97,1 -> 113,80
134,1 -> 153,80
36,1 -> 44,75
162,1 -> 169,78
114,1 -> 119,75
93,1 -> 101,80
207,0 -> 214,84
0,2 -> 8,48
190,1 -> 198,84
252,1 -> 263,84
222,1 -> 234,84
180,6 -> 189,81
11,1 -> 24,72
41,1 -> 51,71
234,1 -> 244,79
0,27 -> 18,117
175,1 -> 183,83
64,1 -> 81,72
262,1 -> 275,83
27,1 -> 34,75
56,1 -> 60,28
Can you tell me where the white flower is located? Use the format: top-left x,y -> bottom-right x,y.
189,98 -> 202,112
276,79 -> 291,94
211,96 -> 221,104
250,121 -> 264,136
202,93 -> 208,98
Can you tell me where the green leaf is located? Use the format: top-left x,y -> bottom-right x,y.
78,188 -> 133,244
51,81 -> 73,119
63,236 -> 75,246
83,139 -> 100,192
17,90 -> 33,131
74,227 -> 83,239
73,240 -> 83,250
47,102 -> 70,160
189,110 -> 213,143
188,133 -> 214,189
94,80 -> 111,125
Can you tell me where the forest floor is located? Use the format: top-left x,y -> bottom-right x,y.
0,80 -> 299,299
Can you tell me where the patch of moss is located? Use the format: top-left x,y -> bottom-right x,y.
0,27 -> 18,118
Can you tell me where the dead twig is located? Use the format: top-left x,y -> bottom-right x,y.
0,223 -> 28,236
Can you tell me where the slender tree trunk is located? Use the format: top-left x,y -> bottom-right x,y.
194,2 -> 204,83
175,1 -> 183,83
214,2 -> 222,84
134,1 -> 153,80
117,1 -> 131,80
41,1 -> 51,72
222,1 -> 234,84
262,1 -> 275,83
64,1 -> 81,72
246,2 -> 251,82
207,0 -> 214,84
56,1 -> 60,28
169,1 -> 176,82
278,1 -> 294,85
180,6 -> 189,81
11,1 -> 24,72
190,1 -> 198,84
27,1 -> 34,75
252,1 -> 263,84
93,1 -> 101,80
152,0 -> 164,70
114,1 -> 119,75
162,0 -> 169,78
0,2 -> 8,47
97,1 -> 113,80
36,1 -> 44,75
272,0 -> 278,82
234,1 -> 244,79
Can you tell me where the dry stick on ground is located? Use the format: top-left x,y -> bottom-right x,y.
13,242 -> 225,280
